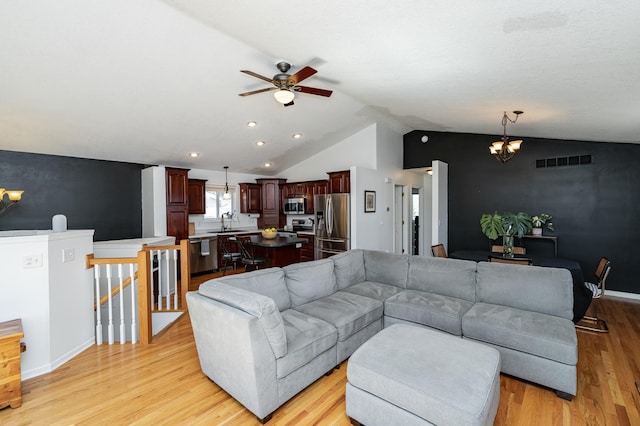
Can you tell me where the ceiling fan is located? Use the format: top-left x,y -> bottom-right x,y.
239,61 -> 333,107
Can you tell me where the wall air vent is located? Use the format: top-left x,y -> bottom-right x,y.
536,154 -> 592,168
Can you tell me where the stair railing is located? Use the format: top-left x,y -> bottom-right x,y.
86,240 -> 190,345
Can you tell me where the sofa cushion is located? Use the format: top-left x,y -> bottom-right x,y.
384,290 -> 474,336
476,262 -> 574,320
216,267 -> 290,312
294,291 -> 384,342
276,310 -> 338,379
462,302 -> 578,365
363,250 -> 409,288
284,259 -> 337,307
198,281 -> 287,358
408,256 -> 478,302
342,281 -> 402,302
332,249 -> 366,290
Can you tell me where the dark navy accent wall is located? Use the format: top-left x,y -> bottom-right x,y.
0,150 -> 145,241
404,130 -> 640,294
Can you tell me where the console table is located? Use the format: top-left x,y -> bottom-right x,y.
0,319 -> 25,409
522,234 -> 558,257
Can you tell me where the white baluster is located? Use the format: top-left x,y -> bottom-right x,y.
165,249 -> 171,310
158,251 -> 164,310
106,265 -> 114,345
118,264 -> 125,344
130,263 -> 137,344
150,250 -> 156,312
94,266 -> 103,345
172,248 -> 178,309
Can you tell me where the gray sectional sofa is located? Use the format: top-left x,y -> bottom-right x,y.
186,249 -> 577,422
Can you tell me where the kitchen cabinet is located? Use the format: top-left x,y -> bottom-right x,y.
256,178 -> 287,229
304,180 -> 328,214
166,167 -> 189,241
299,234 -> 315,262
239,183 -> 262,214
188,179 -> 206,214
166,167 -> 189,205
328,170 -> 350,193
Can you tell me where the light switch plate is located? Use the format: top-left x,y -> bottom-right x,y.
63,248 -> 75,263
23,254 -> 43,268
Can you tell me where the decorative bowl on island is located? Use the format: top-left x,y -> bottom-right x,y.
261,228 -> 278,239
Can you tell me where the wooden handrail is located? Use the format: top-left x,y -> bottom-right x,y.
85,239 -> 191,345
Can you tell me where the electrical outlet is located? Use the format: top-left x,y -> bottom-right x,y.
63,248 -> 75,263
23,254 -> 43,268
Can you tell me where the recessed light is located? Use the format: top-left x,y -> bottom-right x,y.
188,152 -> 199,158
256,140 -> 265,146
247,121 -> 257,127
292,133 -> 303,139
264,162 -> 272,167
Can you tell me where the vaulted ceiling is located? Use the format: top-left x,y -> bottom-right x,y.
1,1 -> 638,174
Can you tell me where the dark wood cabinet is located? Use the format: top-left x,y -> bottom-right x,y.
166,167 -> 189,241
328,170 -> 350,193
304,180 -> 329,214
299,234 -> 315,262
256,178 -> 287,229
239,183 -> 262,214
166,167 -> 189,205
188,179 -> 206,214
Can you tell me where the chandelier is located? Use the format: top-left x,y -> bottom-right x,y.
223,166 -> 231,200
489,111 -> 524,163
0,187 -> 24,215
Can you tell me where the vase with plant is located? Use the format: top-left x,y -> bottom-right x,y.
480,211 -> 532,257
531,213 -> 554,235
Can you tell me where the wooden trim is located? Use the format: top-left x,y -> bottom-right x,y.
137,250 -> 152,345
179,239 -> 190,310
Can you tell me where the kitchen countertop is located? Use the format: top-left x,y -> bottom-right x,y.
296,230 -> 315,236
249,235 -> 308,248
188,229 -> 260,239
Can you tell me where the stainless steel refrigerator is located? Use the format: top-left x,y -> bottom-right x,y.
314,193 -> 350,259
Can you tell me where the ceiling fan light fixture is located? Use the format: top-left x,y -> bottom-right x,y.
274,89 -> 295,104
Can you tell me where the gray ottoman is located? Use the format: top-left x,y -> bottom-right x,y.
346,324 -> 500,426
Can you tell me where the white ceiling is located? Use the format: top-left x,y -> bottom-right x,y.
1,1 -> 639,175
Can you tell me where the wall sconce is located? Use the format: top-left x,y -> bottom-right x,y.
489,111 -> 524,163
0,188 -> 24,215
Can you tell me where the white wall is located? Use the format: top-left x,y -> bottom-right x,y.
281,124 -> 377,182
141,166 -> 167,237
0,230 -> 95,379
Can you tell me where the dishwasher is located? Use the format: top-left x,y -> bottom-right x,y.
189,236 -> 218,274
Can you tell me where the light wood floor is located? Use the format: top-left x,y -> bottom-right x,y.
2,272 -> 640,425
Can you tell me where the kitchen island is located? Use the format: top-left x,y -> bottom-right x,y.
248,234 -> 308,267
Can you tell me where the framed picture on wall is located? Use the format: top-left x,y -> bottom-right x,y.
364,190 -> 376,213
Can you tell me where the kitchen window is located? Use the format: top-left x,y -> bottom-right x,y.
204,185 -> 235,219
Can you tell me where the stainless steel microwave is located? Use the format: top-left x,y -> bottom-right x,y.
284,197 -> 306,214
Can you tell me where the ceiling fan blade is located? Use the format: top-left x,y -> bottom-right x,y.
240,70 -> 274,83
287,66 -> 317,85
238,87 -> 277,97
294,85 -> 333,97
284,100 -> 295,107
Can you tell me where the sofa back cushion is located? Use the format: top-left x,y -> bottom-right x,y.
217,267 -> 290,311
284,259 -> 337,307
332,249 -> 366,290
408,256 -> 478,302
363,250 -> 409,288
476,262 -> 574,320
198,281 -> 287,358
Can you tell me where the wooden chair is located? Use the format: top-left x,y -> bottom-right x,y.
491,245 -> 526,255
431,244 -> 447,258
236,236 -> 268,272
488,256 -> 532,266
219,236 -> 242,276
576,257 -> 611,333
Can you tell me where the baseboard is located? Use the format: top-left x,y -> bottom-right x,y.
22,336 -> 95,380
606,290 -> 640,301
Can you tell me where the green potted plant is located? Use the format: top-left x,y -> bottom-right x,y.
530,213 -> 554,235
480,211 -> 532,257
